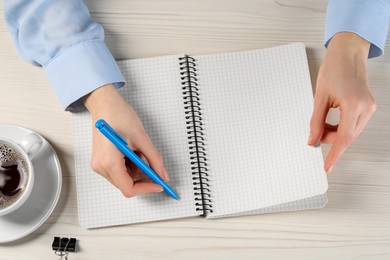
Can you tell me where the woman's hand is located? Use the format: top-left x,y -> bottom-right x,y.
309,32 -> 376,173
83,84 -> 169,197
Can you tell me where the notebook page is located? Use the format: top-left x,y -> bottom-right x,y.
195,43 -> 328,218
208,194 -> 327,219
73,55 -> 199,228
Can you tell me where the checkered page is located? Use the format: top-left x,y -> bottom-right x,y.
73,55 -> 199,228
194,43 -> 328,218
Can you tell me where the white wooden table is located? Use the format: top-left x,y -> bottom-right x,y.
0,1 -> 389,259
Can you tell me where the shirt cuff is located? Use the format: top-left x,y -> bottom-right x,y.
44,39 -> 126,111
325,0 -> 390,58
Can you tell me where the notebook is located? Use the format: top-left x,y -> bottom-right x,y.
72,43 -> 328,228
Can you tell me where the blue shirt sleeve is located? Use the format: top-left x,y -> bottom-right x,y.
3,0 -> 126,111
325,0 -> 390,58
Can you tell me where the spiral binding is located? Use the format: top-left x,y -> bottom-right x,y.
179,55 -> 212,215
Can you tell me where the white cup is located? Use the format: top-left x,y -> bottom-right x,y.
0,133 -> 43,216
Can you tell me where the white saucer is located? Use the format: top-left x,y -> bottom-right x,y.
0,125 -> 62,243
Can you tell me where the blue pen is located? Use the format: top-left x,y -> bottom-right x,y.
95,119 -> 179,200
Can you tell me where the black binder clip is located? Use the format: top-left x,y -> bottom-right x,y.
52,237 -> 77,259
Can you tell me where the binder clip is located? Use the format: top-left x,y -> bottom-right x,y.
52,237 -> 77,259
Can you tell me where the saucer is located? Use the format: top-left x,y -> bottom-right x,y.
0,125 -> 62,243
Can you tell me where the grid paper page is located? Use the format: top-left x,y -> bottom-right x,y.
208,194 -> 327,219
195,43 -> 328,218
73,55 -> 199,228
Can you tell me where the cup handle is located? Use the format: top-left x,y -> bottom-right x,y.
19,133 -> 43,159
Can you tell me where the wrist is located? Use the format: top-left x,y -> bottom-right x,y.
327,32 -> 370,62
83,84 -> 119,115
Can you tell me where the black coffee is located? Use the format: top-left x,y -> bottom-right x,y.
0,143 -> 29,210
0,164 -> 23,196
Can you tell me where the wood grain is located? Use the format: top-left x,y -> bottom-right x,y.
0,1 -> 389,259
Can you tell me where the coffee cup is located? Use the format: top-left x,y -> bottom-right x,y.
0,133 -> 43,216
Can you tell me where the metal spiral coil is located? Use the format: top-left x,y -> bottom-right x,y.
179,55 -> 212,215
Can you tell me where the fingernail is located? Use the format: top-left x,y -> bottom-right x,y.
326,165 -> 334,174
162,168 -> 170,181
307,134 -> 313,145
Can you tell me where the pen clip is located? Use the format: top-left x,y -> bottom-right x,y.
95,119 -> 128,145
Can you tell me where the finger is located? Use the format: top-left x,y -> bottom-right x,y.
109,157 -> 162,198
354,108 -> 375,138
133,134 -> 169,181
130,182 -> 164,197
324,108 -> 358,173
309,94 -> 329,146
98,169 -> 115,186
105,157 -> 138,198
91,158 -> 115,186
135,178 -> 155,184
125,156 -> 147,181
320,123 -> 338,144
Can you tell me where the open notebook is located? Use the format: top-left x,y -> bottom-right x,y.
73,43 -> 328,228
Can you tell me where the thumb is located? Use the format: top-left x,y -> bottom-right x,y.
309,95 -> 329,146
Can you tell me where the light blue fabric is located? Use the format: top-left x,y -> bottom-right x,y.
4,0 -> 390,110
326,0 -> 390,58
3,0 -> 125,111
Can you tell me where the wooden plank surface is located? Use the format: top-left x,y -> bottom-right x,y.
0,1 -> 389,259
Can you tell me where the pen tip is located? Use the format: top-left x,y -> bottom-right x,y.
172,193 -> 179,200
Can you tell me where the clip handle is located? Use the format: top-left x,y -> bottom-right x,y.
52,237 -> 77,252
